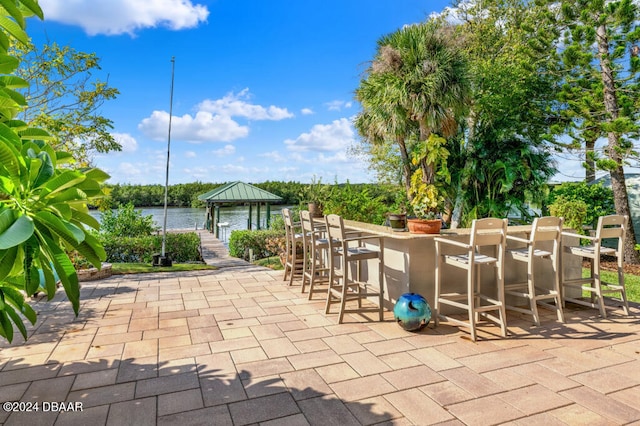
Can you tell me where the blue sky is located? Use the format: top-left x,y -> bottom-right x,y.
28,0 -> 585,185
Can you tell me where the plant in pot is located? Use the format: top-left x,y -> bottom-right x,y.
301,176 -> 329,217
407,134 -> 450,234
386,192 -> 409,231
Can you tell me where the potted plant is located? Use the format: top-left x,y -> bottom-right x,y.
301,176 -> 329,217
386,192 -> 409,231
406,135 -> 449,234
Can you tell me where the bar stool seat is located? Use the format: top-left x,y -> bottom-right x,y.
282,208 -> 304,286
324,214 -> 385,323
300,210 -> 331,299
505,216 -> 565,326
434,218 -> 508,342
561,214 -> 630,318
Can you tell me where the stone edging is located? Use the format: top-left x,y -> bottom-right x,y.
77,263 -> 112,282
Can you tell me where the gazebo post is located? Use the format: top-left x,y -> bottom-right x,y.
256,203 -> 261,230
266,204 -> 271,229
248,203 -> 253,230
215,205 -> 221,238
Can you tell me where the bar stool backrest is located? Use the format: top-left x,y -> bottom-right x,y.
596,214 -> 627,245
469,218 -> 508,248
325,214 -> 346,246
530,216 -> 563,244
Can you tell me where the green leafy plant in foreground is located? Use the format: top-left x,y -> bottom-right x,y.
0,1 -> 110,343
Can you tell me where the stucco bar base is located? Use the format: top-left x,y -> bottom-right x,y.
343,220 -> 582,315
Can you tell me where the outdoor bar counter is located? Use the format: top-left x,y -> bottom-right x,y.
342,219 -> 582,312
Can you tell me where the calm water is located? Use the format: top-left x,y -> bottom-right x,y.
90,205 -> 287,238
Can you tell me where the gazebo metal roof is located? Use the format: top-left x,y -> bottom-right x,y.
198,181 -> 282,204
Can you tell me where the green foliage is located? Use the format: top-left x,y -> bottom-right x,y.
228,229 -> 284,261
102,232 -> 201,263
13,41 -> 120,165
0,1 -> 112,343
99,202 -> 157,237
409,134 -> 450,218
548,195 -> 588,234
322,181 -> 389,225
299,176 -> 330,204
547,182 -> 615,228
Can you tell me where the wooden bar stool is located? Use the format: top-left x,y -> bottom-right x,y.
282,208 -> 304,286
561,214 -> 630,318
505,216 -> 565,325
434,218 -> 508,342
324,214 -> 385,323
300,210 -> 330,299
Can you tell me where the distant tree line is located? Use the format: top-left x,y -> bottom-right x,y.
103,181 -> 401,209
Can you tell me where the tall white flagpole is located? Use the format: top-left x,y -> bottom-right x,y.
161,56 -> 175,262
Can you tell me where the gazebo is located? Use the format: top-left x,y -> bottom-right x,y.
198,181 -> 283,238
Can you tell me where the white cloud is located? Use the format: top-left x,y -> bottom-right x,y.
301,108 -> 314,115
324,100 -> 353,111
138,110 -> 249,143
138,89 -> 293,143
40,0 -> 209,36
185,151 -> 197,158
284,118 -> 355,152
213,145 -> 236,156
259,151 -> 287,162
112,132 -> 138,152
198,89 -> 293,121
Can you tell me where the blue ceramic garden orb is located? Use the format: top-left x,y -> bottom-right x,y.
394,293 -> 431,331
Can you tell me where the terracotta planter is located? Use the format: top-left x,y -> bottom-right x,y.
407,218 -> 442,234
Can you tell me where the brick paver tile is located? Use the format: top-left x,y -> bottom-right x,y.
48,341 -> 91,363
384,388 -> 454,425
330,375 -> 395,401
116,356 -> 158,383
287,349 -> 343,370
420,380 -> 475,406
260,337 -> 300,358
209,336 -> 259,353
572,362 -> 640,393
440,366 -> 506,397
0,364 -> 61,387
135,371 -> 200,398
67,382 -> 136,408
21,375 -> 74,403
446,393 -> 524,425
321,335 -> 364,355
280,369 -> 332,401
346,396 -> 403,425
547,403 -> 614,425
260,413 -> 311,426
342,351 -> 392,376
158,405 -> 233,426
297,395 -> 361,426
561,385 -> 640,424
251,324 -> 286,340
378,352 -> 423,370
231,347 -> 268,364
106,396 -> 156,426
408,347 -> 462,371
229,393 -> 300,425
293,338 -> 330,353
236,358 -> 295,380
55,405 -> 109,426
122,339 -> 158,359
187,314 -> 217,329
144,325 -> 190,340
460,345 -> 553,373
71,368 -> 118,391
382,365 -> 444,390
159,342 -> 211,362
190,326 -> 223,344
285,327 -> 332,342
363,338 -> 415,356
157,388 -> 204,416
200,374 -> 247,407
128,317 -> 159,332
507,362 -> 579,392
314,362 -> 360,384
92,331 -> 142,346
241,374 -> 287,398
498,384 -> 572,416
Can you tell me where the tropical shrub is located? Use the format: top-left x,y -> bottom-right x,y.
322,181 -> 388,225
102,233 -> 202,263
548,196 -> 588,235
99,202 -> 157,237
547,182 -> 615,229
0,1 -> 110,343
229,229 -> 284,261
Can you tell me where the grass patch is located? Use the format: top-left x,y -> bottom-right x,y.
111,263 -> 216,275
253,256 -> 284,271
582,269 -> 640,303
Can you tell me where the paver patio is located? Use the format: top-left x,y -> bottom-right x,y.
0,263 -> 639,425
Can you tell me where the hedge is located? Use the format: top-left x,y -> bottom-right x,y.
228,229 -> 284,261
102,232 -> 202,263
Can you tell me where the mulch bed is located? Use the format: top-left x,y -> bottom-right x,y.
583,257 -> 640,276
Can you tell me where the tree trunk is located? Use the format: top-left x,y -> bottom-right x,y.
396,136 -> 413,200
596,23 -> 640,263
585,137 -> 596,183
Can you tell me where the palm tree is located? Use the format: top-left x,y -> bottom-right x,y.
355,21 -> 470,200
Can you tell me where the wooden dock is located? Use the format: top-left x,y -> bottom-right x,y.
196,229 -> 253,268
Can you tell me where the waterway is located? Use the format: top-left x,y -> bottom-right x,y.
90,205 -> 288,239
